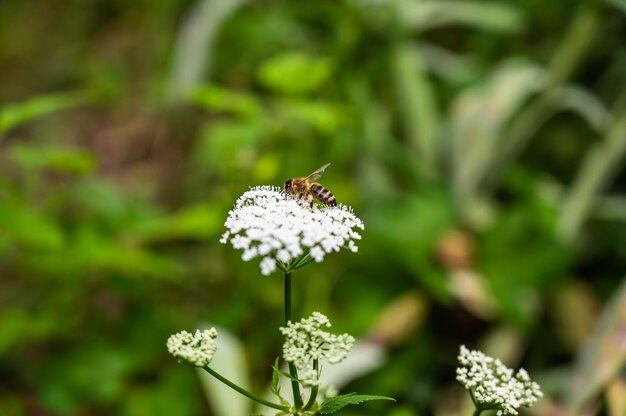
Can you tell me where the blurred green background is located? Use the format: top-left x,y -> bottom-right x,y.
1,0 -> 626,415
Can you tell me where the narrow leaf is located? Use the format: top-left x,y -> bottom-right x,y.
271,357 -> 281,395
0,91 -> 92,134
564,278 -> 626,415
319,393 -> 394,414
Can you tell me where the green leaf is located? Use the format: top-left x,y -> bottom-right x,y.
395,1 -> 525,33
0,91 -> 92,134
274,98 -> 347,135
271,357 -> 281,396
0,203 -> 65,250
319,393 -> 394,414
191,85 -> 262,121
130,205 -> 221,243
165,0 -> 249,103
257,52 -> 333,95
9,144 -> 96,174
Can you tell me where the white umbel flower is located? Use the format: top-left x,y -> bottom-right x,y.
279,312 -> 355,387
456,345 -> 543,415
167,328 -> 218,367
220,186 -> 364,275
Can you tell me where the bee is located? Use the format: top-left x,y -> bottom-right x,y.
284,163 -> 337,209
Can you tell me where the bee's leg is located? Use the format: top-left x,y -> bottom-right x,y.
307,193 -> 314,210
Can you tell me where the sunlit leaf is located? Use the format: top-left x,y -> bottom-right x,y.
257,52 -> 333,95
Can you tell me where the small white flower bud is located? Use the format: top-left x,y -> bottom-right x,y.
280,312 -> 355,387
167,328 -> 218,367
456,345 -> 543,415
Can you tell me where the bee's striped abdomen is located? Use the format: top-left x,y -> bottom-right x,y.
310,183 -> 337,207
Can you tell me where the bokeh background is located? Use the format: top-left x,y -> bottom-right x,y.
1,0 -> 626,415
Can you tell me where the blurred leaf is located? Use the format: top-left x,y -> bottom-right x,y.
551,281 -> 600,351
126,368 -> 198,416
551,85 -> 610,132
418,42 -> 479,84
71,179 -> 128,221
559,94 -> 626,242
195,120 -> 263,172
320,341 -> 387,389
257,52 -> 333,95
72,229 -> 185,279
394,1 -> 525,33
608,0 -> 626,15
0,203 -> 64,250
565,277 -> 626,415
368,192 -> 454,301
606,377 -> 626,416
451,59 -> 546,210
275,98 -> 348,135
391,42 -> 440,175
449,270 -> 496,320
0,91 -> 92,134
479,206 -> 571,326
131,204 -> 222,243
0,309 -> 60,355
9,144 -> 96,174
368,291 -> 429,346
593,195 -> 626,222
192,85 -> 262,121
166,0 -> 249,103
38,345 -> 132,412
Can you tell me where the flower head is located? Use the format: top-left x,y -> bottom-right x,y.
220,186 -> 364,275
279,312 -> 355,387
167,328 -> 218,367
456,345 -> 543,415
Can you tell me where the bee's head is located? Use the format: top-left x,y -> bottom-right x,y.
284,179 -> 293,195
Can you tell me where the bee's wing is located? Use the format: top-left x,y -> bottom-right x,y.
305,163 -> 331,181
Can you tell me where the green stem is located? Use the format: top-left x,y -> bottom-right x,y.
201,366 -> 289,412
472,409 -> 483,416
284,272 -> 303,409
303,360 -> 319,411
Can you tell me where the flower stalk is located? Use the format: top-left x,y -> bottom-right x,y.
284,271 -> 304,409
303,359 -> 319,411
202,366 -> 289,412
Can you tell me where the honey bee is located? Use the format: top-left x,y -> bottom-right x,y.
284,163 -> 337,209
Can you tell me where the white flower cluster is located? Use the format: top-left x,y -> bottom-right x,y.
220,186 -> 364,275
456,345 -> 543,416
280,312 -> 355,387
167,328 -> 218,367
